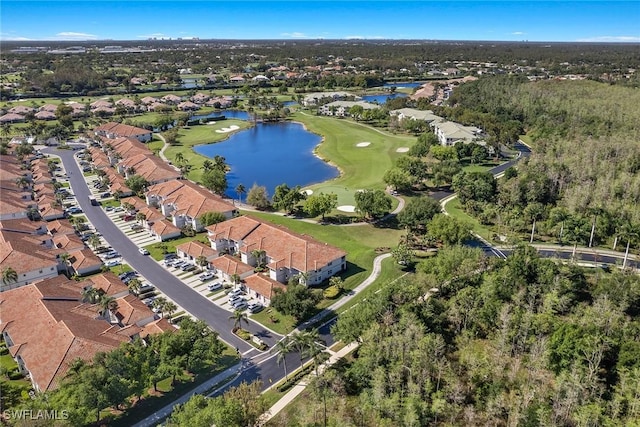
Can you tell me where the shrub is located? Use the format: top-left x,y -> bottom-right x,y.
323,285 -> 341,299
236,329 -> 251,340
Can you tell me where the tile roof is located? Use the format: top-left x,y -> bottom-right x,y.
0,240 -> 59,275
95,122 -> 151,138
69,248 -> 103,273
151,219 -> 181,237
175,240 -> 218,260
150,180 -> 235,218
244,273 -> 286,300
206,215 -> 261,242
210,254 -> 253,276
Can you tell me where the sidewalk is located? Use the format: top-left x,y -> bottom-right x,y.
132,362 -> 242,427
259,342 -> 359,425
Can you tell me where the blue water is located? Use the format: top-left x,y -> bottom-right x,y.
191,110 -> 251,121
361,93 -> 408,104
194,122 -> 338,198
382,81 -> 425,89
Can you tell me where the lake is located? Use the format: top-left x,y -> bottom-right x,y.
382,81 -> 425,89
194,122 -> 338,198
191,110 -> 251,121
361,93 -> 408,104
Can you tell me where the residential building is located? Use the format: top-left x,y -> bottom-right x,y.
318,100 -> 379,117
95,122 -> 153,143
433,121 -> 483,146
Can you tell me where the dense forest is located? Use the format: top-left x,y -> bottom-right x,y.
262,246 -> 640,426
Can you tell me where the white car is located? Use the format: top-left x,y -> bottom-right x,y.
104,259 -> 121,267
207,282 -> 222,291
138,248 -> 150,255
199,272 -> 215,282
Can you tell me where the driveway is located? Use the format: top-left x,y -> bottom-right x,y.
43,146 -> 281,353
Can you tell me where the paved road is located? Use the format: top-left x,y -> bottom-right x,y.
43,146 -> 281,353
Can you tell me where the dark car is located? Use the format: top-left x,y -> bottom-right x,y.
100,192 -> 111,199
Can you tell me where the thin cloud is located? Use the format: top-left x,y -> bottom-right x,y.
280,32 -> 311,39
577,36 -> 640,43
345,35 -> 364,40
0,34 -> 31,41
137,33 -> 169,39
55,31 -> 98,40
512,31 -> 526,35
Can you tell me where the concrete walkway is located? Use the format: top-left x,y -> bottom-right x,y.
258,342 -> 359,425
132,362 -> 242,427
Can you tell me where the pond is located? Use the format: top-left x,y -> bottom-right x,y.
194,122 -> 339,198
191,110 -> 251,121
382,81 -> 426,89
361,92 -> 408,104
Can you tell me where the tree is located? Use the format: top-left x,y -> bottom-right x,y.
196,255 -> 209,272
397,196 -> 442,233
271,337 -> 293,381
201,169 -> 227,195
549,206 -> 571,240
136,212 -> 147,223
451,171 -> 497,205
392,243 -> 414,267
619,221 -> 639,269
228,310 -> 249,332
246,184 -> 270,210
303,192 -> 338,220
199,211 -> 226,227
271,284 -> 319,320
272,183 -> 305,213
60,252 -> 72,277
563,215 -> 590,259
174,152 -> 185,165
235,183 -> 246,203
163,301 -> 178,320
87,234 -> 101,250
98,295 -> 118,319
524,202 -> 545,243
429,145 -> 458,161
426,214 -> 471,246
151,297 -> 168,317
82,287 -> 105,304
1,267 -> 18,286
127,278 -> 142,296
383,167 -> 413,192
354,189 -> 392,219
124,174 -> 149,196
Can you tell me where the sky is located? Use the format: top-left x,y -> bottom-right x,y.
1,1 -> 638,43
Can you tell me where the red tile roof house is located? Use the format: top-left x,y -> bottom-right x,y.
145,180 -> 237,232
149,219 -> 181,242
161,94 -> 182,105
243,273 -> 286,306
175,240 -> 218,265
117,153 -> 181,185
94,122 -> 153,143
0,238 -> 59,291
177,101 -> 201,111
0,274 -> 174,392
209,254 -> 254,283
207,216 -> 347,286
69,248 -> 104,276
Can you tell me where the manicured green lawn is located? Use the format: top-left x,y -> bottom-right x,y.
293,113 -> 416,197
243,211 -> 403,291
444,196 -> 493,240
162,120 -> 251,183
145,233 -> 210,261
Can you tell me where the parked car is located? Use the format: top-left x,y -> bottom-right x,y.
199,272 -> 215,282
138,248 -> 150,255
228,288 -> 245,298
138,284 -> 155,294
228,295 -> 245,306
121,214 -> 135,221
207,282 -> 223,291
66,207 -> 82,215
248,302 -> 264,314
100,192 -> 111,198
104,251 -> 120,259
104,259 -> 121,267
130,224 -> 143,230
181,264 -> 196,272
231,300 -> 248,311
114,207 -> 124,212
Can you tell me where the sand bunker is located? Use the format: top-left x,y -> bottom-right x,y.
396,147 -> 410,152
301,189 -> 314,195
215,125 -> 240,133
337,205 -> 356,213
356,142 -> 371,147
206,121 -> 217,125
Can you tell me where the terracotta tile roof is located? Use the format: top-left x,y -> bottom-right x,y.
161,94 -> 181,103
206,215 -> 261,242
52,233 -> 84,252
39,104 -> 59,112
46,219 -> 75,235
140,318 -> 174,337
87,272 -> 129,296
244,273 -> 286,300
151,219 -> 180,236
141,96 -> 159,105
137,206 -> 165,222
69,249 -> 103,274
120,154 -> 181,184
109,136 -> 149,158
0,218 -> 47,234
95,122 -> 151,138
175,240 -> 218,260
120,196 -> 147,211
210,254 -> 253,276
0,240 -> 59,275
115,294 -> 153,326
90,100 -> 112,109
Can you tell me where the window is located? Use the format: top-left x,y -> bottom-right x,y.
39,270 -> 43,274
328,261 -> 333,266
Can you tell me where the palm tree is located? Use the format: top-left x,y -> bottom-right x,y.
563,216 -> 589,260
174,152 -> 185,165
587,207 -> 605,248
1,267 -> 19,286
292,329 -> 320,368
202,160 -> 213,171
135,212 -> 147,224
250,249 -> 266,268
126,278 -> 142,296
59,252 -> 71,277
228,310 -> 249,332
311,348 -> 331,377
98,295 -> 118,319
82,287 -> 104,304
620,221 -> 639,270
151,297 -> 167,317
15,176 -> 30,190
87,234 -> 102,250
230,273 -> 241,286
196,255 -> 209,272
235,184 -> 246,203
271,336 -> 293,381
549,207 -> 570,241
163,301 -> 177,320
524,203 -> 545,244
